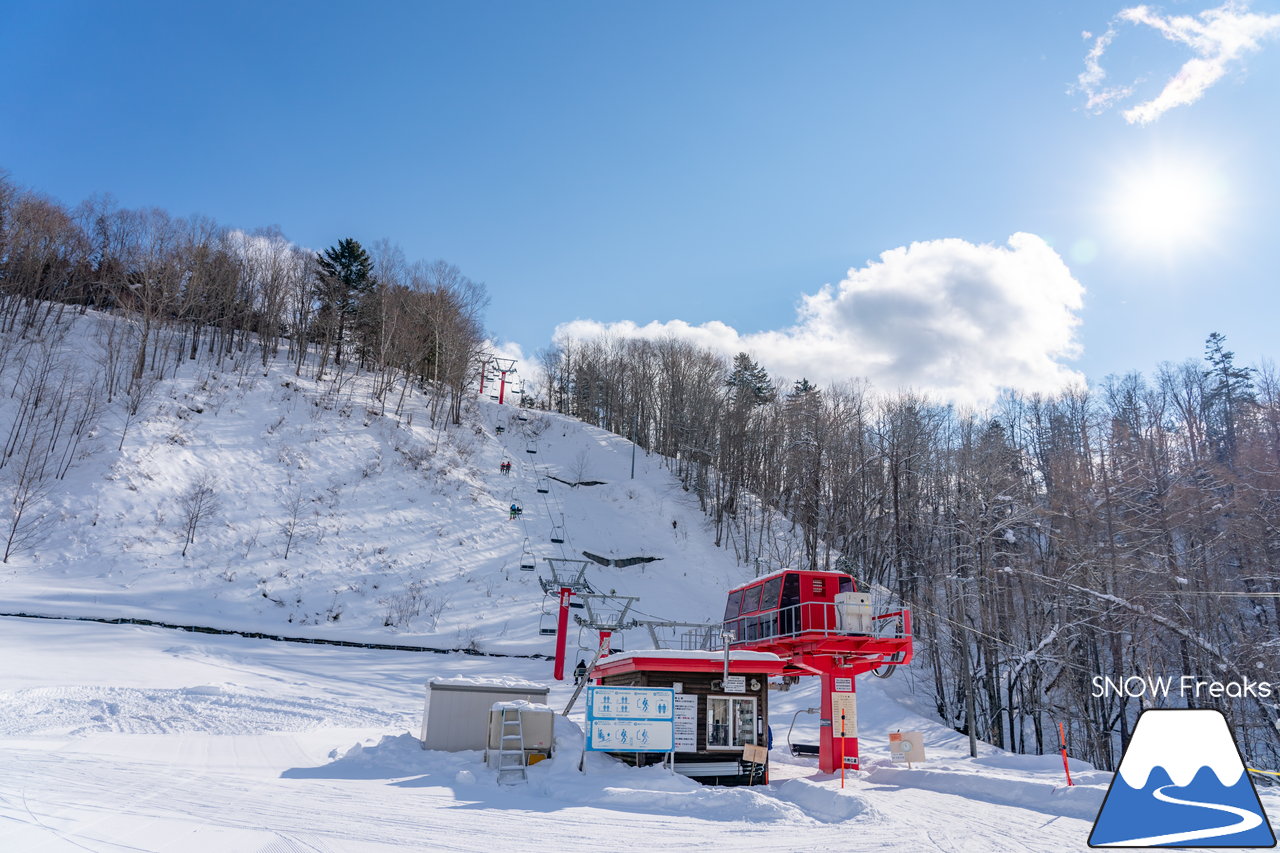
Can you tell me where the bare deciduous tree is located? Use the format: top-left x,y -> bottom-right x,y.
179,474 -> 221,557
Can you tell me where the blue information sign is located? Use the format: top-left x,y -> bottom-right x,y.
585,686 -> 676,753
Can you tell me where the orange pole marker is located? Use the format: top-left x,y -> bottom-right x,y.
1058,722 -> 1074,787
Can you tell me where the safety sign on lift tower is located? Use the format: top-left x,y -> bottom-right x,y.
585,686 -> 675,752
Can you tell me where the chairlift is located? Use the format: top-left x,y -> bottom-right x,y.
519,539 -> 536,571
489,394 -> 499,401
536,476 -> 550,494
517,412 -> 529,422
538,597 -> 556,635
495,425 -> 505,434
550,524 -> 565,544
526,440 -> 537,455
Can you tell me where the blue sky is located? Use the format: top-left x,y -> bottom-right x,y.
3,1 -> 1279,401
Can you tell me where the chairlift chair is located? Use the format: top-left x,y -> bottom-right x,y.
526,440 -> 537,454
550,524 -> 565,545
517,412 -> 529,422
519,540 -> 536,571
536,476 -> 550,494
538,597 -> 557,635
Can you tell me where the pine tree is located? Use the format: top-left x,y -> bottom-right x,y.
313,238 -> 375,369
725,352 -> 773,408
789,377 -> 817,398
1203,331 -> 1255,463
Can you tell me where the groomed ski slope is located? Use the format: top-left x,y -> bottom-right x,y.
1,614 -> 1138,853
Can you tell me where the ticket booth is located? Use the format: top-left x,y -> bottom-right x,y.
591,649 -> 785,786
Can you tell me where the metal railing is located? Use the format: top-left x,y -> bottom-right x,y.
712,599 -> 912,649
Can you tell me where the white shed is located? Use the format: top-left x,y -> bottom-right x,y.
420,676 -> 550,751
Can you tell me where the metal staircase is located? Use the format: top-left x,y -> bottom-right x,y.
495,707 -> 528,784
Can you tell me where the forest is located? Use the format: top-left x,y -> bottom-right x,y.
539,333 -> 1280,771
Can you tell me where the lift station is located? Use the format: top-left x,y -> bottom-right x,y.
721,569 -> 912,774
550,567 -> 912,778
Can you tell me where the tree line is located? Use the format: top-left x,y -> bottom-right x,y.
539,333 -> 1280,771
0,168 -> 488,560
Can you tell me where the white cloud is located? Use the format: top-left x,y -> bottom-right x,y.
1078,26 -> 1135,114
1078,2 -> 1280,124
554,233 -> 1085,407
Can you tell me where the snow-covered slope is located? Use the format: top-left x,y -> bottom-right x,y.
2,311 -> 750,655
4,313 -> 1273,851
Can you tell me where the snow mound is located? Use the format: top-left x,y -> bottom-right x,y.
866,763 -> 1106,821
773,778 -> 876,823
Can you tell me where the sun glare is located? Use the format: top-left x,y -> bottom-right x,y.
1107,157 -> 1227,255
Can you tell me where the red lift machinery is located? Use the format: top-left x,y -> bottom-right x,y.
547,566 -> 910,776
723,569 -> 912,774
492,359 -> 516,405
476,354 -> 517,404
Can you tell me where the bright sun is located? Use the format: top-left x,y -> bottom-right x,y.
1108,157 -> 1226,254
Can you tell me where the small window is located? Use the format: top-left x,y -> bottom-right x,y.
780,574 -> 801,636
706,696 -> 757,750
839,575 -> 854,593
781,574 -> 800,608
761,577 -> 782,610
724,590 -> 743,620
812,577 -> 826,596
741,585 -> 763,614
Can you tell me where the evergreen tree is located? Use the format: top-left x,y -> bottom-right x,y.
1203,331 -> 1255,462
312,238 -> 375,368
725,352 -> 773,408
789,377 -> 818,398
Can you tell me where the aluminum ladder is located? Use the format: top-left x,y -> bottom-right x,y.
495,708 -> 528,784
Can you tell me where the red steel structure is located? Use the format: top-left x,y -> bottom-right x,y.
723,569 -> 912,773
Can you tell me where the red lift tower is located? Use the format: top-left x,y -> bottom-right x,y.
491,358 -> 516,405
722,569 -> 912,774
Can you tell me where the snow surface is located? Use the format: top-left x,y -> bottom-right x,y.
0,615 -> 1154,852
1,310 -> 750,655
429,675 -> 548,690
3,313 -> 1275,851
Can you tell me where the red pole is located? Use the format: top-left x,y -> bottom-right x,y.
553,587 -> 573,681
1058,722 -> 1074,786
498,371 -> 507,405
818,670 -> 836,773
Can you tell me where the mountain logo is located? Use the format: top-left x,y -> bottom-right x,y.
1089,709 -> 1276,848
